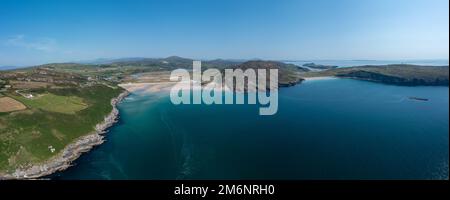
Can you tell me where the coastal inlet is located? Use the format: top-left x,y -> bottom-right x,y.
51,78 -> 448,180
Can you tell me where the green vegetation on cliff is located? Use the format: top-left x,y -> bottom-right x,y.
0,85 -> 123,172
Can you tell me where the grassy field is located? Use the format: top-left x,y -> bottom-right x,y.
14,93 -> 88,114
0,85 -> 123,172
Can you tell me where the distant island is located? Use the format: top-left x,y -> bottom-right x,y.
302,63 -> 338,70
0,56 -> 448,179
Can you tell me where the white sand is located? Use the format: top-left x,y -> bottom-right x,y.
302,76 -> 336,81
119,81 -> 231,94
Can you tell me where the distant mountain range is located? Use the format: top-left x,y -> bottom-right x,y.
72,56 -> 244,70
75,57 -> 150,65
75,56 -> 245,66
3,56 -> 449,86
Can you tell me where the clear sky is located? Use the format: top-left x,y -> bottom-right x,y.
0,0 -> 448,66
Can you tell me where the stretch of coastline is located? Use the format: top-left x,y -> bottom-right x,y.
0,91 -> 129,180
302,76 -> 336,81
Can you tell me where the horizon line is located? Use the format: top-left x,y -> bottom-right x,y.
1,57 -> 449,68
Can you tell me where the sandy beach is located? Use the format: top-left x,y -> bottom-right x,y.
119,81 -> 232,94
119,82 -> 176,93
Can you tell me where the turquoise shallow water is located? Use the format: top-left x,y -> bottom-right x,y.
51,78 -> 449,180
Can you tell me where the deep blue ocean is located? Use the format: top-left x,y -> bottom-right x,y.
51,78 -> 449,180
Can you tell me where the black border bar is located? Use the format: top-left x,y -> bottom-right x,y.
0,180 -> 448,198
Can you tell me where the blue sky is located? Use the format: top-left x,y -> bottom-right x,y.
0,0 -> 448,66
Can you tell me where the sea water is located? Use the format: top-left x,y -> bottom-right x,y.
51,78 -> 449,180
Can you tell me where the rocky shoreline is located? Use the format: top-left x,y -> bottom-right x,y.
0,91 -> 129,180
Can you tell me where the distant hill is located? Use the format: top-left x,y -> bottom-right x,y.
5,57 -> 448,87
233,60 -> 309,87
1,58 -> 311,87
107,56 -> 242,70
76,57 -> 149,65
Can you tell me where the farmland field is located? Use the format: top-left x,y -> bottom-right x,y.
15,93 -> 88,114
0,97 -> 27,112
0,85 -> 123,172
9,81 -> 52,89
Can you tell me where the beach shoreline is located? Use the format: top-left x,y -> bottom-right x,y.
0,90 -> 129,180
119,82 -> 176,93
118,81 -> 232,94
